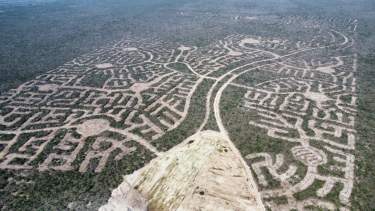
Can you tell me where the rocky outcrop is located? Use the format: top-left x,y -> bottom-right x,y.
100,130 -> 264,211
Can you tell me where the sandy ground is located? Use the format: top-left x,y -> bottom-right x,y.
227,50 -> 243,56
239,38 -> 261,47
124,47 -> 138,51
303,91 -> 330,107
96,63 -> 114,69
244,16 -> 258,21
177,46 -> 192,51
76,119 -> 111,137
100,130 -> 265,211
38,84 -> 59,92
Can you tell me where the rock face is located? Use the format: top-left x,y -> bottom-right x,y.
100,130 -> 265,211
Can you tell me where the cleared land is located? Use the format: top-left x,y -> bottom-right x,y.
0,12 -> 364,211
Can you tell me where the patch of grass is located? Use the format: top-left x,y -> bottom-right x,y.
233,68 -> 279,87
220,85 -> 305,186
221,85 -> 299,155
1,142 -> 155,210
293,179 -> 324,201
79,73 -> 111,88
351,53 -> 375,210
166,62 -> 193,75
151,79 -> 214,151
325,183 -> 344,208
265,196 -> 288,205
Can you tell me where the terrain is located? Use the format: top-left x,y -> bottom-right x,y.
0,0 -> 375,210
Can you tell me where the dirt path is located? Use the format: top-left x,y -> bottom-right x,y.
211,29 -> 352,136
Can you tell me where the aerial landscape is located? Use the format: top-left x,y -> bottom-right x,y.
0,0 -> 375,210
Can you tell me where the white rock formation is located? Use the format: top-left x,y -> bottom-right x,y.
100,130 -> 265,211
